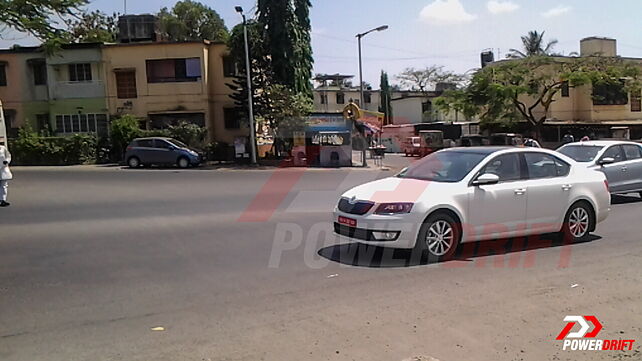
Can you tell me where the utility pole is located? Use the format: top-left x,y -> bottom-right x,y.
235,6 -> 258,165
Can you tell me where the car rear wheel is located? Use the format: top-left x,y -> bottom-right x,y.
561,201 -> 595,243
414,212 -> 461,262
127,156 -> 140,168
177,157 -> 190,169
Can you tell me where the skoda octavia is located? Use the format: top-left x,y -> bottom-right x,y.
333,147 -> 610,261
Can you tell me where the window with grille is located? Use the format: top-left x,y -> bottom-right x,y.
631,94 -> 641,112
146,58 -> 201,83
68,63 -> 92,82
115,71 -> 137,99
55,114 -> 108,135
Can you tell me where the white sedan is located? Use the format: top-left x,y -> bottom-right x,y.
333,147 -> 610,261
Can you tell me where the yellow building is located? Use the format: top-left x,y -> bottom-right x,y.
102,40 -> 245,144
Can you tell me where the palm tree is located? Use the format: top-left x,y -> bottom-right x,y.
507,30 -> 559,58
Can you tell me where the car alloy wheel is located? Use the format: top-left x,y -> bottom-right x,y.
426,220 -> 454,256
128,157 -> 140,168
568,207 -> 589,238
177,157 -> 190,169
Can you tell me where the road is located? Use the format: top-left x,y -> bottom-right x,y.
1,155 -> 641,361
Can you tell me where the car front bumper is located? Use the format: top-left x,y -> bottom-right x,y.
332,209 -> 423,249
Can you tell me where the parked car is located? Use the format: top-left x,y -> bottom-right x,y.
334,147 -> 610,261
125,137 -> 202,168
557,140 -> 642,196
459,134 -> 489,147
403,137 -> 422,157
489,133 -> 524,146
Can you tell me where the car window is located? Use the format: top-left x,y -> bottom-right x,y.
558,145 -> 603,162
601,145 -> 624,163
136,139 -> 153,148
622,144 -> 642,160
154,140 -> 172,149
524,153 -> 558,179
399,150 -> 487,182
479,153 -> 522,182
554,157 -> 571,177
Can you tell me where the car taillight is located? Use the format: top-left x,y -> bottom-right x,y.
126,146 -> 133,151
604,179 -> 609,192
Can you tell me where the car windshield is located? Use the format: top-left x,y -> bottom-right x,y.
558,145 -> 604,162
398,150 -> 487,182
167,139 -> 188,148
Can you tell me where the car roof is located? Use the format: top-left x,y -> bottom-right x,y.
561,140 -> 640,147
133,137 -> 174,141
443,146 -> 512,155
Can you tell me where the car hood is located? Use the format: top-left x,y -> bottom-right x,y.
341,176 -> 456,204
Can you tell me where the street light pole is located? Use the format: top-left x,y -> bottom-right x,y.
356,25 -> 388,108
236,6 -> 258,165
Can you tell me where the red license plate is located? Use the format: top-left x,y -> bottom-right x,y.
338,216 -> 357,227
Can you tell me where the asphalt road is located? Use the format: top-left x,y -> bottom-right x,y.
1,155 -> 641,361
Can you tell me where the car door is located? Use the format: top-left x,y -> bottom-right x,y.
152,139 -> 175,164
134,139 -> 155,164
621,144 -> 642,192
522,152 -> 571,233
468,153 -> 528,241
598,145 -> 627,193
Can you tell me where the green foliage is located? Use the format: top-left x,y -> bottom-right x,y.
68,10 -> 118,43
0,0 -> 86,48
508,30 -> 558,59
262,84 -> 313,137
379,71 -> 393,124
110,115 -> 140,159
10,125 -> 96,165
165,121 -> 207,148
396,65 -> 463,93
159,0 -> 228,42
257,0 -> 313,95
436,56 -> 642,129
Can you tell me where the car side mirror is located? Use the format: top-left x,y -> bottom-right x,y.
598,157 -> 614,166
472,173 -> 500,186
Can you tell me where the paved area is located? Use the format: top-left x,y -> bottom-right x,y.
0,155 -> 640,361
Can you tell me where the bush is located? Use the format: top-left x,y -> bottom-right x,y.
167,121 -> 207,149
9,126 -> 97,165
110,115 -> 141,160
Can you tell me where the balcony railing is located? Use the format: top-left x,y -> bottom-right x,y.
53,80 -> 105,99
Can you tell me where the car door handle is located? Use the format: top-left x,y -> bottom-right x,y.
514,188 -> 526,195
621,166 -> 627,172
562,184 -> 573,191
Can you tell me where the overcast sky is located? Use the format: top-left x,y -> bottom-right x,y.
2,0 -> 641,88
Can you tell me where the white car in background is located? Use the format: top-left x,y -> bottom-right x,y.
334,147 -> 610,261
557,140 -> 642,196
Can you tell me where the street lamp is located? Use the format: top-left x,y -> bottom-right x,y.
356,25 -> 388,107
235,6 -> 258,165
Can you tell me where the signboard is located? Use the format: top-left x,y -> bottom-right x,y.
312,131 -> 350,146
305,115 -> 349,131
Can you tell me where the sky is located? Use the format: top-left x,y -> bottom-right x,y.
1,0 -> 641,88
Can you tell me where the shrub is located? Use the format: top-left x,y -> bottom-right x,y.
110,115 -> 141,160
167,121 -> 207,149
9,126 -> 97,165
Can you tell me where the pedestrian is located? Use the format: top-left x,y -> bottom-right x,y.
0,144 -> 12,207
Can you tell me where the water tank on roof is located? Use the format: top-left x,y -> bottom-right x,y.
118,15 -> 160,43
480,51 -> 494,68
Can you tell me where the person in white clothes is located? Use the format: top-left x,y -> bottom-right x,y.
0,144 -> 12,207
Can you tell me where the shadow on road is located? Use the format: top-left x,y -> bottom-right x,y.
318,234 -> 601,268
611,194 -> 642,205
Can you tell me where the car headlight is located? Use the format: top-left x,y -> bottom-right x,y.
374,203 -> 414,214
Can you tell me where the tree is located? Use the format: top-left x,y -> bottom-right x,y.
379,71 -> 393,125
69,11 -> 118,43
436,56 -> 641,137
257,0 -> 313,96
0,0 -> 86,47
507,30 -> 558,59
396,66 -> 462,93
159,0 -> 228,42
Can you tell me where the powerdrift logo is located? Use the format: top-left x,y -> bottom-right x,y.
556,316 -> 636,351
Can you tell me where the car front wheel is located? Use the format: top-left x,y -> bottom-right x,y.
414,212 -> 461,262
561,201 -> 595,243
177,157 -> 190,169
127,156 -> 140,168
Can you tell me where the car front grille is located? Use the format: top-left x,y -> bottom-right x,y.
337,198 -> 374,215
334,222 -> 372,241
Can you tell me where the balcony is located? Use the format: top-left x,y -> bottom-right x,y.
52,80 -> 105,99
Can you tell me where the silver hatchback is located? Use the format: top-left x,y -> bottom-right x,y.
557,140 -> 642,196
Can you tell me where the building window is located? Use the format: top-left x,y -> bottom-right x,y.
115,70 -> 137,99
592,81 -> 628,105
364,92 -> 372,104
631,94 -> 641,112
3,109 -> 17,137
31,61 -> 47,85
146,58 -> 201,83
336,92 -> 345,104
55,114 -> 108,135
0,64 -> 6,86
224,108 -> 240,129
36,114 -> 49,133
222,56 -> 236,77
319,93 -> 328,104
422,100 -> 432,113
561,81 -> 569,97
68,63 -> 92,82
